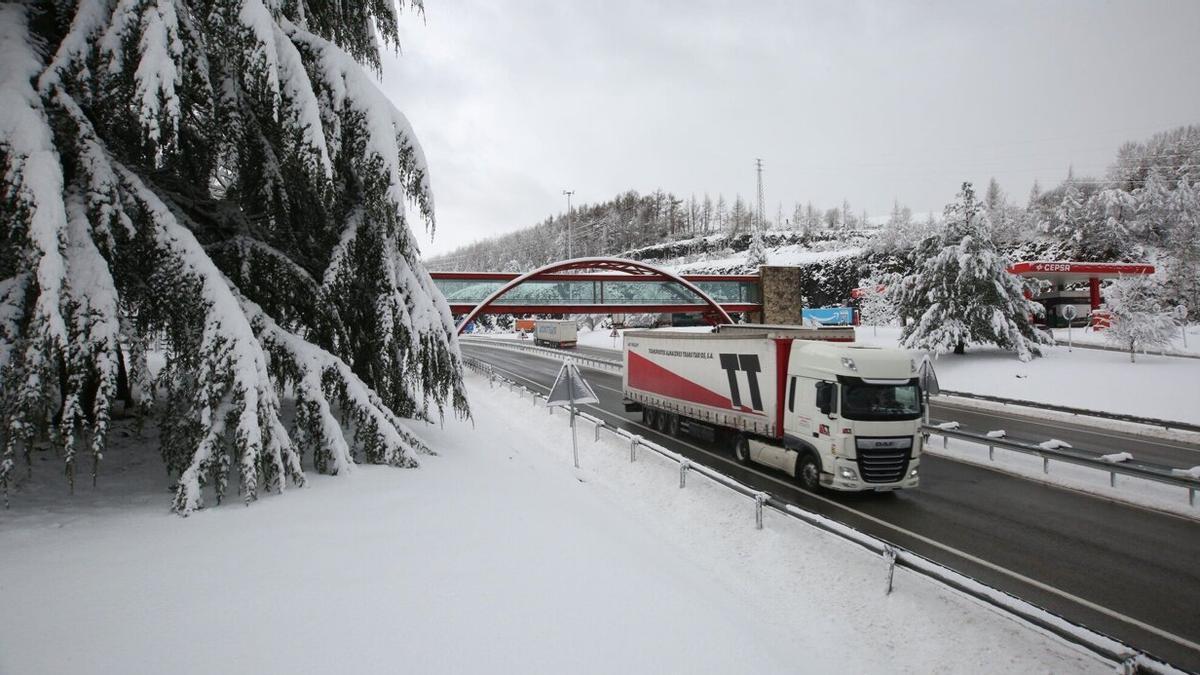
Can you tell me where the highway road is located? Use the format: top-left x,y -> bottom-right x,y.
568,341 -> 1200,469
463,342 -> 1200,671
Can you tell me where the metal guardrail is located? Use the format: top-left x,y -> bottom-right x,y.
463,338 -> 1200,434
459,336 -> 623,372
459,354 -> 1185,674
462,336 -> 1200,507
939,389 -> 1200,434
924,425 -> 1200,507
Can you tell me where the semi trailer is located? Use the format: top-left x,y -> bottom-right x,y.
533,320 -> 578,348
622,326 -> 923,492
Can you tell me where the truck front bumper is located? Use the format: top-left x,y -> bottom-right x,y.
821,457 -> 920,492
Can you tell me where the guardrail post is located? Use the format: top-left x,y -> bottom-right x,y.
1110,472 -> 1116,488
755,492 -> 767,530
680,460 -> 690,488
1190,487 -> 1196,508
942,435 -> 949,449
1042,457 -> 1049,474
594,422 -> 603,442
630,435 -> 640,463
883,545 -> 897,595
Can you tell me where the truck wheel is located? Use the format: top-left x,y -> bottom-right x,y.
655,411 -> 670,433
667,414 -> 681,437
733,434 -> 751,465
642,408 -> 653,426
797,453 -> 821,491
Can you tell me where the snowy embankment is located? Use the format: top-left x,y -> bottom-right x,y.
0,374 -> 1106,674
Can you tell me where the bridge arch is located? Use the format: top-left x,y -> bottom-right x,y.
452,257 -> 735,334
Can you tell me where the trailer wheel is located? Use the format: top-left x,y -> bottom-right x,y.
733,434 -> 751,465
655,410 -> 670,433
797,453 -> 821,491
667,414 -> 681,437
642,408 -> 653,426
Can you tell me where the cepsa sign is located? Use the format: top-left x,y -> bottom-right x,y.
1034,263 -> 1073,273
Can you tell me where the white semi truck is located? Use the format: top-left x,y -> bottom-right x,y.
622,326 -> 923,492
533,320 -> 578,348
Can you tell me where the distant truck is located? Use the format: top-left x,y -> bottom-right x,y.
534,320 -> 578,348
622,325 -> 922,492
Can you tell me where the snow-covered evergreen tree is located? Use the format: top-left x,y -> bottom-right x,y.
744,229 -> 767,270
0,0 -> 466,513
1165,179 -> 1200,311
1103,276 -> 1176,362
896,183 -> 1050,360
857,272 -> 898,336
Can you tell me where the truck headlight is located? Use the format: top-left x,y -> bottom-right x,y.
908,468 -> 919,478
839,467 -> 859,480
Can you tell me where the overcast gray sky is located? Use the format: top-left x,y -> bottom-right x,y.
380,1 -> 1200,258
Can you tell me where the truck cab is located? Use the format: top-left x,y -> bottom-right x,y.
779,343 -> 922,491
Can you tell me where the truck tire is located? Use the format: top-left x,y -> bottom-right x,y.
733,434 -> 751,465
655,410 -> 670,433
667,413 -> 681,437
642,408 -> 653,426
797,453 -> 821,491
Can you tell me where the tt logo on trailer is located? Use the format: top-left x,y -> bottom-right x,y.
719,353 -> 763,411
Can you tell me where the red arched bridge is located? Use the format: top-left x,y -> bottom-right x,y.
430,258 -> 762,334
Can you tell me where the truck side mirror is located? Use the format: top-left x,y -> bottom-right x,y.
815,382 -> 832,416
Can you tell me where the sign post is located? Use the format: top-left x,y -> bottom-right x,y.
1062,304 -> 1077,352
917,355 -> 939,424
610,327 -> 620,350
1176,304 -> 1189,349
547,362 -> 600,468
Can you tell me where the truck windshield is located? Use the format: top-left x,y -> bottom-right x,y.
840,382 -> 922,421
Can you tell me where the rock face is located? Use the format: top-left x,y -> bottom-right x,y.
760,266 -> 806,324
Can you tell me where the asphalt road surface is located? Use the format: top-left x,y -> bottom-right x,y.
463,342 -> 1200,671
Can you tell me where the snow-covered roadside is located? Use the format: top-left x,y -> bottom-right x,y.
0,374 -> 1107,674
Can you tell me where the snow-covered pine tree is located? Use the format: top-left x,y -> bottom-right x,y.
744,229 -> 767,270
896,183 -> 1051,361
0,0 -> 467,513
1165,179 -> 1200,311
1103,276 -> 1176,362
857,271 -> 898,336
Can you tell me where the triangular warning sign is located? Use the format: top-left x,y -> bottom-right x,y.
547,362 -> 599,407
609,328 -> 619,338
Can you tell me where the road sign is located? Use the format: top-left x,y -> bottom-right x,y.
547,362 -> 598,468
1062,305 -> 1077,321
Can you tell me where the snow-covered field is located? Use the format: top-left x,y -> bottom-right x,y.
0,374 -> 1106,674
1050,324 -> 1200,357
572,325 -> 1200,425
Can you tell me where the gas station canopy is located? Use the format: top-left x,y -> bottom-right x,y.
1007,261 -> 1155,284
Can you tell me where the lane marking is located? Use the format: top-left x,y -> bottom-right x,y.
471,351 -> 1200,655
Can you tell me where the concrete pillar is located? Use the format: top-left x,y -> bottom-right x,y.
760,266 -> 805,325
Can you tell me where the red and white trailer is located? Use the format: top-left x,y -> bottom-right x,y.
622,326 -> 923,492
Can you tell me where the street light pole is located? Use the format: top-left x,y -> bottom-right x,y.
562,190 -> 574,260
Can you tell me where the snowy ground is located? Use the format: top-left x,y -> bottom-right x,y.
0,375 -> 1107,674
1050,324 -> 1200,357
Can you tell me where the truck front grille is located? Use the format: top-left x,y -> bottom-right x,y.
855,437 -> 912,484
